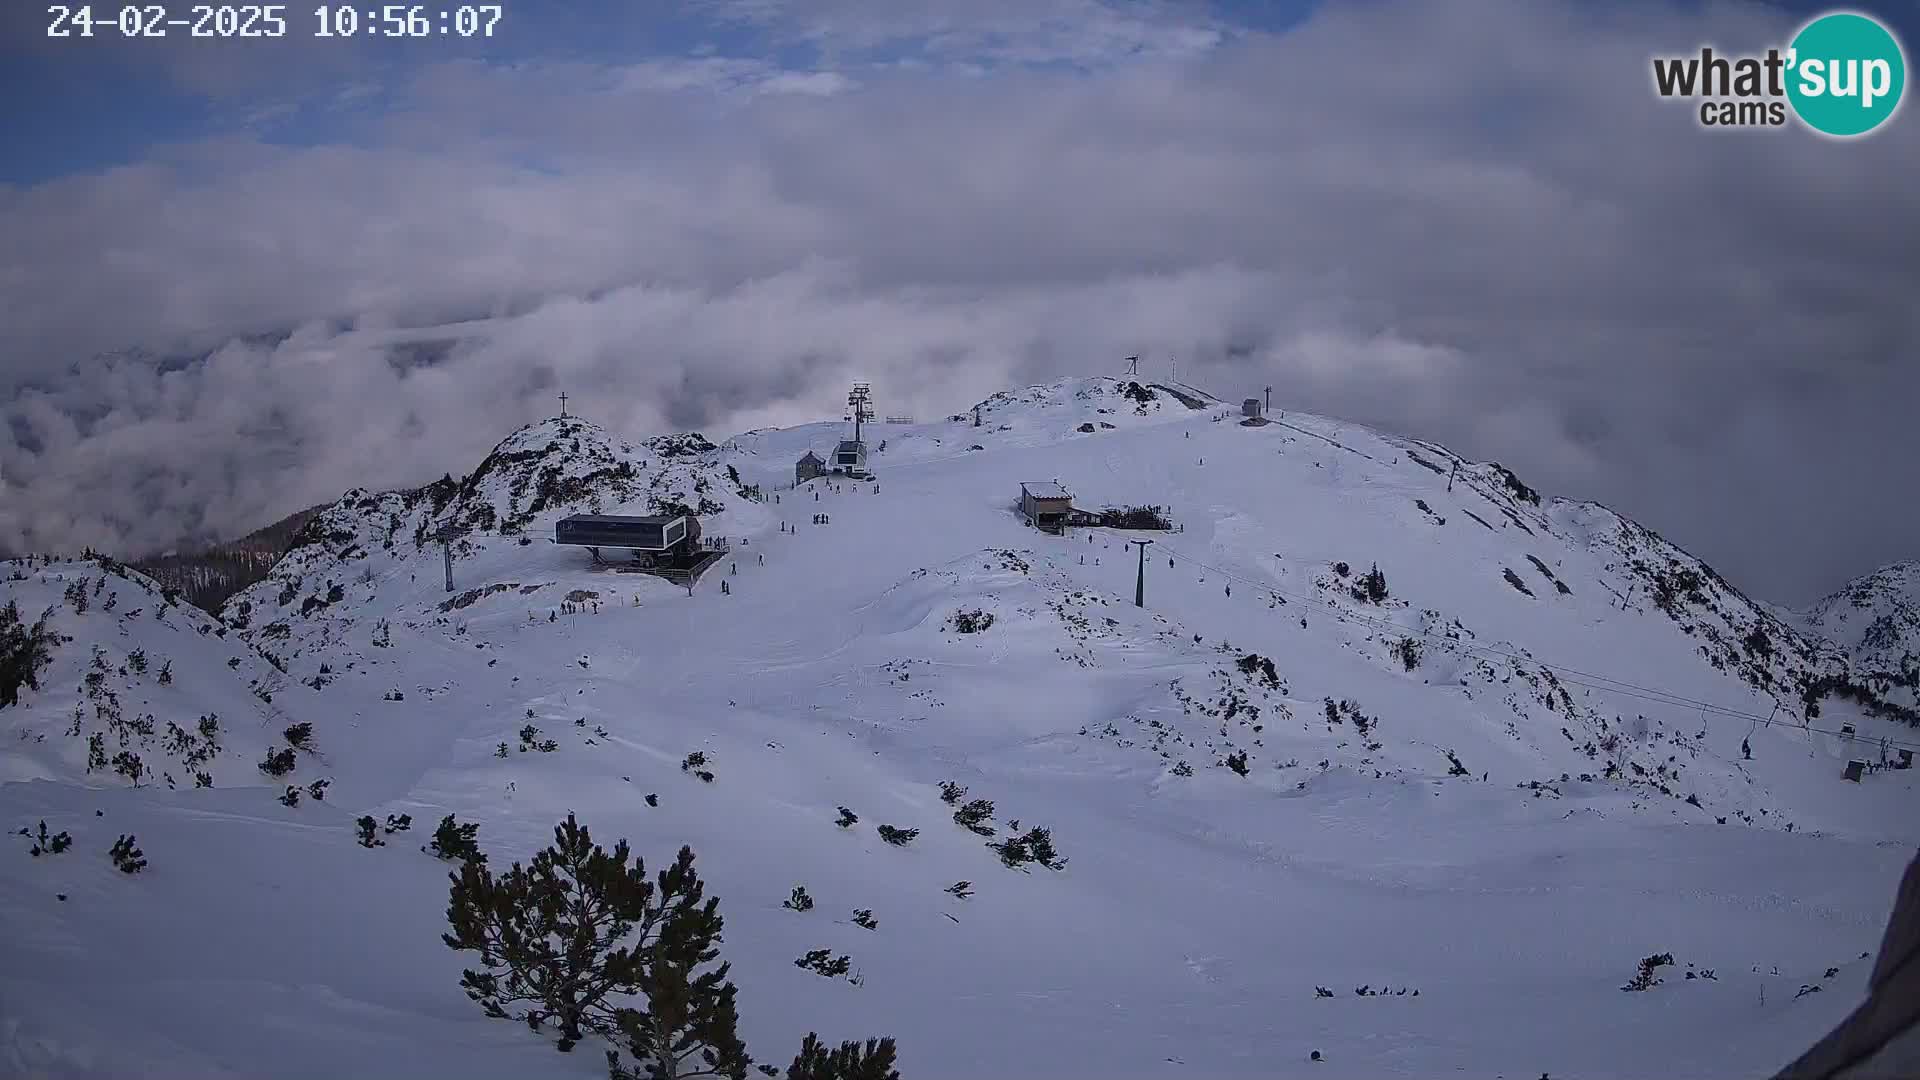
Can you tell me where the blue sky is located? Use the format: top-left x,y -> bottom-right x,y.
1,1 -> 1328,184
7,0 -> 1915,185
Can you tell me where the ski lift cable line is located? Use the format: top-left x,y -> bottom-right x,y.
1140,541 -> 1920,753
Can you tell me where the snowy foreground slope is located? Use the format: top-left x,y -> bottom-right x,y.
3,376 -> 1917,1079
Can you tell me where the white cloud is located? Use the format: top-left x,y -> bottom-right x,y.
1,0 -> 1917,603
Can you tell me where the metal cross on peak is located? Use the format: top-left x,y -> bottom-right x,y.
558,391 -> 569,418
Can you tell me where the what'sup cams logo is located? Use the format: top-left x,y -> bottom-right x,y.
1652,10 -> 1906,136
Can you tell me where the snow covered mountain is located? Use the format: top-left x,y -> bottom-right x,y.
1799,562 -> 1920,684
3,375 -> 1916,1080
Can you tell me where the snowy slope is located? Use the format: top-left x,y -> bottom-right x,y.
3,377 -> 1917,1080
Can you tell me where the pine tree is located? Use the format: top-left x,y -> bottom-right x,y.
444,814 -> 690,1051
604,846 -> 754,1078
1354,563 -> 1388,604
356,815 -> 384,847
442,815 -> 897,1077
0,600 -> 61,709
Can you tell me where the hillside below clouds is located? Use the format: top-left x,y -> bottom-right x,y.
2,375 -> 1917,1080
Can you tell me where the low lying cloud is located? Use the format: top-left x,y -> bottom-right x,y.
2,0 -> 1916,605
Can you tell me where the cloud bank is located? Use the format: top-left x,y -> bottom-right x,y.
2,0 -> 1916,605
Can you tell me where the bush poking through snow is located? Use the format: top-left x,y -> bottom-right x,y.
307,778 -> 330,801
385,813 -> 413,834
1170,760 -> 1194,777
795,949 -> 853,979
356,816 -> 384,847
951,798 -> 996,836
947,609 -> 995,634
283,722 -> 315,750
937,780 -> 966,805
876,825 -> 918,846
519,724 -> 559,754
27,820 -> 72,856
681,751 -> 716,782
259,747 -> 297,778
1445,751 -> 1471,777
426,814 -> 486,864
989,826 -> 1068,871
109,834 -> 146,873
786,1033 -> 901,1080
945,881 -> 974,900
1622,952 -> 1675,991
112,750 -> 146,787
1235,653 -> 1281,689
279,785 -> 301,808
851,909 -> 877,930
1392,637 -> 1423,672
835,807 -> 859,828
784,886 -> 815,912
1223,751 -> 1250,776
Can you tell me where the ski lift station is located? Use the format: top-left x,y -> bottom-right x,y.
1019,481 -> 1075,532
554,513 -> 701,564
834,439 -> 869,476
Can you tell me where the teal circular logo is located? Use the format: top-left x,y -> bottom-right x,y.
1786,12 -> 1906,137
